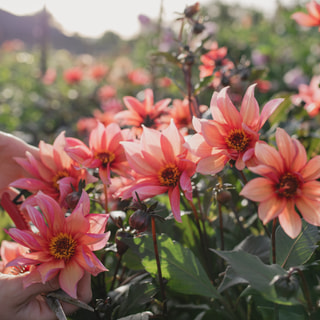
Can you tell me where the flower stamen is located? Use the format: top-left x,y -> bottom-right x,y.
225,129 -> 250,152
49,233 -> 77,261
158,164 -> 181,186
52,170 -> 69,190
95,151 -> 115,168
277,172 -> 300,198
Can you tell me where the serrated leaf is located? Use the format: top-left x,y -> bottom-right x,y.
276,219 -> 319,269
122,234 -> 220,299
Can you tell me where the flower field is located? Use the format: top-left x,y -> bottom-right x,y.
1,1 -> 320,319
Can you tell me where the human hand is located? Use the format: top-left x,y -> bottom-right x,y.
0,131 -> 39,199
0,272 -> 92,320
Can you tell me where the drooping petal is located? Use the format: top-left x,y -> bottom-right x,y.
6,228 -> 42,251
258,197 -> 286,224
179,170 -> 193,200
87,213 -> 109,234
240,178 -> 274,202
196,154 -> 228,175
82,231 -> 111,251
76,246 -> 107,276
168,185 -> 182,222
278,201 -> 302,239
296,196 -> 320,226
59,260 -> 84,298
37,259 -> 64,283
291,12 -> 320,27
259,98 -> 283,129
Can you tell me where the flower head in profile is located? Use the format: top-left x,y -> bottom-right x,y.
115,88 -> 171,135
6,191 -> 110,298
291,1 -> 320,31
187,84 -> 283,174
65,121 -> 133,186
240,128 -> 320,238
291,75 -> 320,117
119,120 -> 197,222
10,132 -> 95,208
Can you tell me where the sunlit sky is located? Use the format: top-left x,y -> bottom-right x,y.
0,0 -> 302,39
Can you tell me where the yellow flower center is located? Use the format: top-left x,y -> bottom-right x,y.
158,164 -> 181,186
49,233 -> 77,261
95,151 -> 115,168
277,172 -> 300,199
52,171 -> 69,190
225,129 -> 250,152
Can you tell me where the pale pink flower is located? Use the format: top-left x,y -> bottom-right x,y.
65,122 -> 133,186
10,132 -> 95,208
114,88 -> 171,135
6,191 -> 110,298
291,1 -> 320,31
0,240 -> 29,274
187,84 -> 283,174
291,75 -> 320,117
119,120 -> 197,222
240,128 -> 320,238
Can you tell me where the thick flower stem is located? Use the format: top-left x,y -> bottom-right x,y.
151,216 -> 167,317
272,218 -> 277,264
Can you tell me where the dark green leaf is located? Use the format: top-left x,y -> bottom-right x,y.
276,219 -> 319,269
123,234 -> 220,299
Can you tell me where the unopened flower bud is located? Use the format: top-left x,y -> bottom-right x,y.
129,209 -> 151,233
216,190 -> 232,205
184,2 -> 200,18
193,22 -> 205,34
115,230 -> 132,255
271,274 -> 299,299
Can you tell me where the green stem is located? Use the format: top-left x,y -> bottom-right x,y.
218,202 -> 224,250
151,216 -> 167,317
272,218 -> 277,264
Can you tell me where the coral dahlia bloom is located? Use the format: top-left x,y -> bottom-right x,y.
240,128 -> 320,238
187,84 -> 283,174
63,67 -> 83,84
6,191 -> 110,298
115,88 -> 171,135
65,121 -> 133,186
10,132 -> 95,208
119,120 -> 197,222
291,1 -> 320,31
291,75 -> 320,117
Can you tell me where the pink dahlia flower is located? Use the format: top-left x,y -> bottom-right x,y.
119,120 -> 197,222
291,1 -> 320,31
186,84 -> 283,174
6,191 -> 110,298
240,128 -> 320,238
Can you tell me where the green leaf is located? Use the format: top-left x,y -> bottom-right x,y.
276,219 -> 319,269
268,94 -> 292,127
212,249 -> 304,305
122,234 -> 220,299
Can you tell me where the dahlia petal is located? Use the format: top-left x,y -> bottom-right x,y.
65,137 -> 92,163
123,96 -> 146,116
74,191 -> 91,216
301,180 -> 320,201
179,171 -> 193,200
255,142 -> 284,173
162,120 -> 184,159
291,138 -> 307,172
76,246 -> 107,276
185,133 -> 211,157
6,228 -> 42,251
87,213 -> 109,234
143,88 -> 154,113
240,84 -> 260,129
301,155 -> 320,180
59,260 -> 84,298
240,178 -> 274,202
200,121 -> 229,148
307,0 -> 320,19
291,12 -> 320,27
114,110 -> 143,127
10,178 -> 50,192
258,197 -> 286,224
259,98 -> 283,129
247,164 -> 279,182
192,116 -> 202,132
130,184 -> 168,201
296,196 -> 320,226
26,205 -> 48,234
278,202 -> 302,239
37,260 -> 64,283
196,154 -> 228,175
235,156 -> 246,171
275,128 -> 297,170
66,203 -> 90,234
84,231 -> 111,251
168,185 -> 182,222
39,140 -> 56,171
